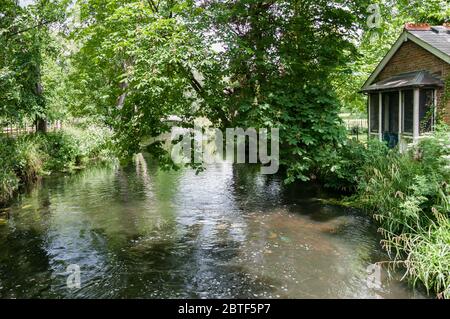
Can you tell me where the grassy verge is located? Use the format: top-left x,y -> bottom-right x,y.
318,126 -> 450,298
0,124 -> 114,206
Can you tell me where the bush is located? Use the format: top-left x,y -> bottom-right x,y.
40,126 -> 113,171
316,138 -> 389,192
63,125 -> 113,163
346,128 -> 450,298
0,162 -> 18,204
13,135 -> 44,182
0,124 -> 114,205
403,218 -> 450,299
318,126 -> 450,297
0,136 -> 41,204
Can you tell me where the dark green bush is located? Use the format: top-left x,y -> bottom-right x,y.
0,158 -> 18,204
318,126 -> 450,297
0,136 -> 40,204
316,138 -> 389,192
40,131 -> 81,171
341,128 -> 450,298
40,126 -> 113,171
0,125 -> 114,205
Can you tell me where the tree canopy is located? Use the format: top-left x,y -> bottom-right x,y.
1,0 -> 449,181
0,0 -> 68,127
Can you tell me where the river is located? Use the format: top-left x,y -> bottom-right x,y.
0,155 -> 425,298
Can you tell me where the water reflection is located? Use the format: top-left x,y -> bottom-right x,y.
0,155 -> 425,298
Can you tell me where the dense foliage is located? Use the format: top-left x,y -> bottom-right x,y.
2,0 -> 449,179
321,127 -> 450,298
0,125 -> 113,205
66,0 -> 377,180
1,0 -> 450,298
0,0 -> 69,128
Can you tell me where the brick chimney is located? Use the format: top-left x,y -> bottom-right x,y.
404,23 -> 431,31
431,25 -> 449,34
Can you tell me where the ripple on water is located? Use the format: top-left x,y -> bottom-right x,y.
0,161 -> 426,298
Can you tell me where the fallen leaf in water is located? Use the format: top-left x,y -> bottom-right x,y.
216,223 -> 228,230
268,232 -> 277,239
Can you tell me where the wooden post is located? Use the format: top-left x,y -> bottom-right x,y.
433,89 -> 437,131
378,92 -> 382,141
368,95 -> 371,139
413,88 -> 420,143
398,90 -> 402,148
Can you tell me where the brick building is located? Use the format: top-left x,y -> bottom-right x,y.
361,23 -> 450,148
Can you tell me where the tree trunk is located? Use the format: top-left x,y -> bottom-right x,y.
35,117 -> 47,133
117,61 -> 130,110
35,83 -> 47,133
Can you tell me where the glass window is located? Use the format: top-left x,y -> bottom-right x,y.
369,94 -> 379,133
402,90 -> 413,134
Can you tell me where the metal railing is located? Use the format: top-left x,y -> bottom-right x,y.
0,121 -> 63,136
343,118 -> 368,142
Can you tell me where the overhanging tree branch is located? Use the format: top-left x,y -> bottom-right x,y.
146,0 -> 159,13
3,19 -> 52,39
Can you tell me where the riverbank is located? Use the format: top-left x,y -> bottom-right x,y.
319,126 -> 450,298
0,125 -> 114,207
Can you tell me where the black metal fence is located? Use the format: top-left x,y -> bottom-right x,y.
343,118 -> 368,141
0,120 -> 63,136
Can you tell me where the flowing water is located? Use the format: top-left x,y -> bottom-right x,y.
0,155 -> 425,298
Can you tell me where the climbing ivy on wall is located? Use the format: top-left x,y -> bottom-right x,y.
437,75 -> 450,124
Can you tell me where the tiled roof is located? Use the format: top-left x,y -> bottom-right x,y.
408,26 -> 450,57
362,70 -> 444,92
361,25 -> 450,92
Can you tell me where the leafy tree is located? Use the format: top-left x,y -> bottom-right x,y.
197,0 -> 371,180
70,0 -> 377,181
71,0 -> 218,160
0,0 -> 68,131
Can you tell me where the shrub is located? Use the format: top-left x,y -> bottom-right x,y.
63,125 -> 113,163
316,138 -> 389,192
40,131 -> 82,171
12,135 -> 44,182
319,125 -> 450,297
354,128 -> 450,298
0,163 -> 19,204
0,124 -> 114,205
403,217 -> 450,299
0,138 -> 18,204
